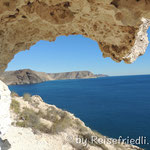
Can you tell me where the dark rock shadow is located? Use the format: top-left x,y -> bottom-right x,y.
0,138 -> 11,150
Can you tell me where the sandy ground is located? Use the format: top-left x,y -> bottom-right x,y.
3,126 -> 74,150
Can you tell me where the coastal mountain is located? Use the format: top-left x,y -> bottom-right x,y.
0,69 -> 53,85
0,69 -> 108,85
48,71 -> 96,80
95,74 -> 109,78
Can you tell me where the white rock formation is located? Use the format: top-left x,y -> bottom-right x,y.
123,17 -> 150,62
4,95 -> 143,150
0,80 -> 11,150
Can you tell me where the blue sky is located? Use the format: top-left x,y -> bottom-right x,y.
7,30 -> 150,76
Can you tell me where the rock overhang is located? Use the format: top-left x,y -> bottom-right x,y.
0,0 -> 150,74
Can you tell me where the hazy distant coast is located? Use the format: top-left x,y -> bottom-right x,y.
0,69 -> 108,85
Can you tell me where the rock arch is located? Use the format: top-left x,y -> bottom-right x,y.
1,1 -> 150,149
0,0 -> 150,74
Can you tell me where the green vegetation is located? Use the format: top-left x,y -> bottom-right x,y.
16,108 -> 51,134
10,99 -> 20,114
15,105 -> 73,134
36,109 -> 72,133
78,130 -> 109,150
36,108 -> 59,122
36,123 -> 51,134
16,121 -> 26,127
23,93 -> 39,107
23,93 -> 31,102
19,108 -> 39,128
50,111 -> 73,133
11,91 -> 19,97
10,93 -> 91,137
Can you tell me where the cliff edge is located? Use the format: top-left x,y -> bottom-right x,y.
5,93 -> 143,150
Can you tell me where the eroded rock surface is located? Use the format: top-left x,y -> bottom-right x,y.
0,0 -> 150,74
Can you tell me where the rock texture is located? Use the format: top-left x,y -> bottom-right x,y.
48,71 -> 96,80
0,80 -> 11,149
6,94 -> 143,150
0,81 -> 11,136
95,74 -> 109,78
0,69 -> 53,85
0,0 -> 150,74
0,69 -> 101,85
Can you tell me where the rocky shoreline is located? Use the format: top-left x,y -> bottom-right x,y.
0,69 -> 108,85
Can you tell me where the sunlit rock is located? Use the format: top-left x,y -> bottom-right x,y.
0,80 -> 11,150
0,0 -> 150,74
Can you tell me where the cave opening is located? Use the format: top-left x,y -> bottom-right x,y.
5,32 -> 150,150
6,32 -> 150,77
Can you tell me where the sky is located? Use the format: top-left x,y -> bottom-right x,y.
6,29 -> 150,76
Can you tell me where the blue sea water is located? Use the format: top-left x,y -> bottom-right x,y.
9,75 -> 150,149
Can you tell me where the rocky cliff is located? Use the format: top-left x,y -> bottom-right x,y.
0,69 -> 103,85
0,81 -> 144,150
48,71 -> 96,80
0,1 -> 150,149
0,69 -> 53,85
0,0 -> 150,74
4,93 -> 143,150
0,81 -> 11,149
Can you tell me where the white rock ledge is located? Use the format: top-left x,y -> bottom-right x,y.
0,80 -> 11,150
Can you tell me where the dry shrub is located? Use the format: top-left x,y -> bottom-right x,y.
23,93 -> 31,102
10,99 -> 20,114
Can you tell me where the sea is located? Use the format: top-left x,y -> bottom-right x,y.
9,75 -> 150,150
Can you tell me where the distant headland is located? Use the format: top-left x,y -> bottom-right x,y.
0,69 -> 108,85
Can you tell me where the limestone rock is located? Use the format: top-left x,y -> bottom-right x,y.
7,95 -> 143,150
0,80 -> 11,150
0,81 -> 11,137
0,0 -> 150,74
